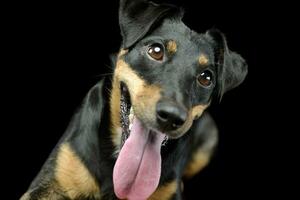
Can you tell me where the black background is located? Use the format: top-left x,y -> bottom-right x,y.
4,0 -> 296,199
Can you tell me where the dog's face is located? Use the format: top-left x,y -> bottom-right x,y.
116,20 -> 215,140
111,0 -> 247,144
112,1 -> 247,199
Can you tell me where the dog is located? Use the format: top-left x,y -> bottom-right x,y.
20,0 -> 247,199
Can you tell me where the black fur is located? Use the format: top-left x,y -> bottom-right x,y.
119,0 -> 181,48
206,29 -> 248,100
21,0 -> 247,199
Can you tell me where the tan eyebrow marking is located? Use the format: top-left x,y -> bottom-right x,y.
198,54 -> 209,65
166,40 -> 177,54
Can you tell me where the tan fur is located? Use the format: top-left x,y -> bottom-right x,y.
183,149 -> 210,178
168,104 -> 208,138
184,123 -> 218,178
55,143 -> 100,199
118,49 -> 128,57
149,180 -> 178,200
192,104 -> 208,119
166,40 -> 177,54
198,54 -> 209,65
110,51 -> 161,147
110,49 -> 129,147
133,84 -> 161,128
20,192 -> 30,200
110,71 -> 122,146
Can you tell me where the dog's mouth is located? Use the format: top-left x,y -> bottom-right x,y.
119,82 -> 168,149
119,82 -> 132,148
113,82 -> 167,200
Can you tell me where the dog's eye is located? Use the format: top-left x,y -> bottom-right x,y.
198,70 -> 213,87
148,43 -> 164,61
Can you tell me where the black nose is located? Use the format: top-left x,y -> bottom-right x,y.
156,100 -> 188,131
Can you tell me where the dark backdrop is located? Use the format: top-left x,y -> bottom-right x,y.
4,0 -> 295,199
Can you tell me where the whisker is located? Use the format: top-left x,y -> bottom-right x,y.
93,73 -> 114,78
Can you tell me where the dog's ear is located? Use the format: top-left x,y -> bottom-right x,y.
206,29 -> 248,101
119,0 -> 180,49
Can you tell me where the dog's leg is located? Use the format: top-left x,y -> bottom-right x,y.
183,112 -> 218,179
20,80 -> 105,200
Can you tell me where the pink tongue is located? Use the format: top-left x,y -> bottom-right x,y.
113,118 -> 165,200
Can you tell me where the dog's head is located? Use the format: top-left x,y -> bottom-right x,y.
111,0 -> 247,199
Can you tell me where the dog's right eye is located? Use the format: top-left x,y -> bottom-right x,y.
147,43 -> 164,61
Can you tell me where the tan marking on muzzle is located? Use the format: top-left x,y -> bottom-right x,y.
134,84 -> 161,126
167,104 -> 208,138
166,40 -> 177,54
110,51 -> 161,147
118,49 -> 128,58
192,104 -> 208,119
198,54 -> 209,65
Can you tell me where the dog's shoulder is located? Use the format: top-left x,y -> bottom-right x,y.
20,79 -> 107,200
183,112 -> 218,178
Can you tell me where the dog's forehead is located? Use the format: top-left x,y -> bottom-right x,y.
151,18 -> 214,59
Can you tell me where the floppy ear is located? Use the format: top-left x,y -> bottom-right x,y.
119,0 -> 180,49
206,29 -> 248,101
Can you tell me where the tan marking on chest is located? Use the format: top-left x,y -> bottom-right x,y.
55,143 -> 100,199
149,180 -> 178,200
183,149 -> 210,178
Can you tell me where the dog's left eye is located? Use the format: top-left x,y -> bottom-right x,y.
148,43 -> 164,61
198,70 -> 213,87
